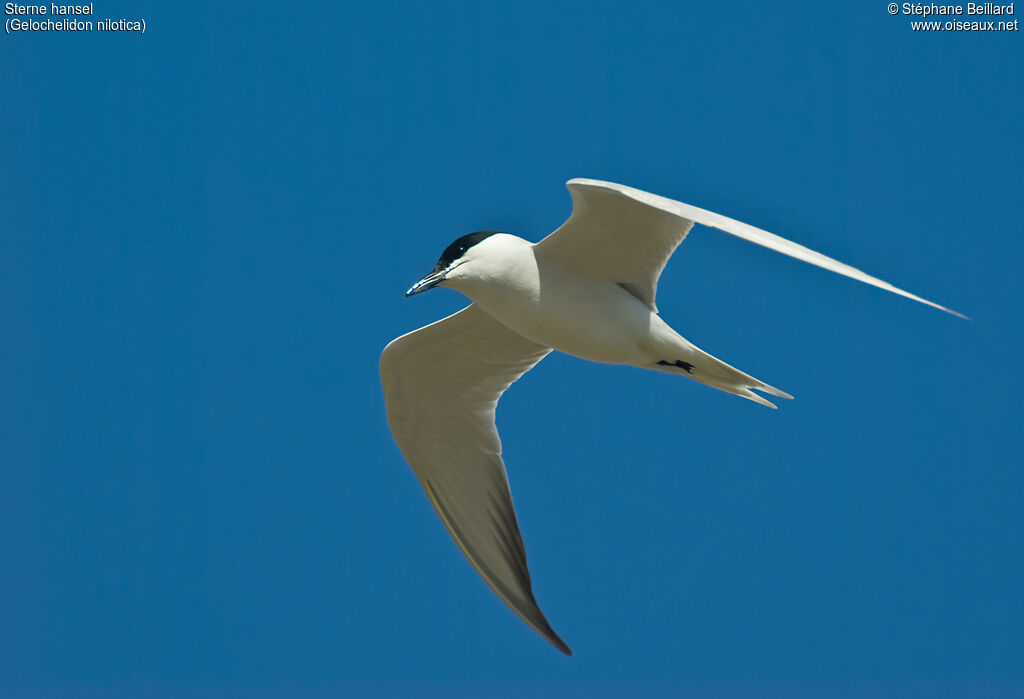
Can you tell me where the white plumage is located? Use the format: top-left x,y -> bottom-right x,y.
380,178 -> 962,654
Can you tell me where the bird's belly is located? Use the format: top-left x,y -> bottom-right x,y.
471,281 -> 656,365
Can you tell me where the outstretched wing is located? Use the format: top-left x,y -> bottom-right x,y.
379,304 -> 569,654
534,179 -> 694,312
535,178 -> 965,318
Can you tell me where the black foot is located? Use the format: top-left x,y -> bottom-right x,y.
657,359 -> 694,373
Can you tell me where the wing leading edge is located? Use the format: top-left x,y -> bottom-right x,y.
535,178 -> 966,319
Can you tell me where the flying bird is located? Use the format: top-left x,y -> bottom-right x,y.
379,178 -> 963,655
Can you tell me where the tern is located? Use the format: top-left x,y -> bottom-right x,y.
380,178 -> 963,655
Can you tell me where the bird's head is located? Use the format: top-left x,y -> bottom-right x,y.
405,231 -> 503,297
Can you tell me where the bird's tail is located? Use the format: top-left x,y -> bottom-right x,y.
649,341 -> 793,409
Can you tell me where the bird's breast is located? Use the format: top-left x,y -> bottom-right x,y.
458,261 -> 656,365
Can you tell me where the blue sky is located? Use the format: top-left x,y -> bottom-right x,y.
3,1 -> 1022,696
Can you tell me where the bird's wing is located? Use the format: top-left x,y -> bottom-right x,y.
535,178 -> 965,318
534,179 -> 695,312
379,304 -> 570,654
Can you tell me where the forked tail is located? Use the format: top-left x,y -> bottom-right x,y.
651,344 -> 793,409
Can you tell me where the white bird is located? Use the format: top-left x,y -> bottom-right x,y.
379,178 -> 963,655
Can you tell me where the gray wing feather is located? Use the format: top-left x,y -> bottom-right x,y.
535,179 -> 694,312
535,178 -> 964,318
380,304 -> 570,654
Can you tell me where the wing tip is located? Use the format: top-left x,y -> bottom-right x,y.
906,295 -> 971,322
941,305 -> 971,322
532,615 -> 573,655
904,290 -> 969,321
511,590 -> 573,655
